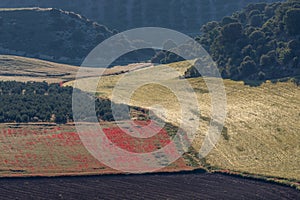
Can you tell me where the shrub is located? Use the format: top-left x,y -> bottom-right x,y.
21,114 -> 29,123
249,10 -> 261,18
260,54 -> 271,67
288,39 -> 300,52
258,71 -> 266,80
278,48 -> 293,65
249,30 -> 265,42
55,114 -> 67,124
292,57 -> 299,68
242,45 -> 255,57
263,51 -> 276,67
284,9 -> 300,35
221,16 -> 238,25
250,14 -> 264,27
201,21 -> 219,33
221,23 -> 243,42
239,59 -> 257,78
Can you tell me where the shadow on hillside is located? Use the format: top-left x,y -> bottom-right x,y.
243,80 -> 265,87
243,76 -> 300,87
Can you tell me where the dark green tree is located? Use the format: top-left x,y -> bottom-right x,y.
221,23 -> 243,42
284,9 -> 300,35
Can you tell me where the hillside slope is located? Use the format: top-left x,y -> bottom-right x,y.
0,8 -> 113,65
198,0 -> 300,81
0,55 -> 152,83
155,1 -> 300,83
0,0 -> 283,34
67,61 -> 300,183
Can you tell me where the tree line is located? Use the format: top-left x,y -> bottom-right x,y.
0,81 -> 123,124
152,0 -> 300,82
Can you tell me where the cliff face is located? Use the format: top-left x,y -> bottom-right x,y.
0,8 -> 113,65
0,0 -> 283,34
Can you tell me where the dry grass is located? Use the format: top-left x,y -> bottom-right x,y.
67,60 -> 300,181
0,55 -> 152,83
204,80 -> 300,181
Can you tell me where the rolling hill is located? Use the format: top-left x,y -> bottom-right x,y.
0,0 -> 299,191
0,0 -> 283,34
0,8 -> 113,65
154,1 -> 300,83
67,60 -> 300,187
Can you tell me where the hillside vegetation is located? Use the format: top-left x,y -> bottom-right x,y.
0,0 -> 282,34
0,8 -> 113,65
156,1 -> 300,82
0,81 -> 123,124
200,0 -> 300,81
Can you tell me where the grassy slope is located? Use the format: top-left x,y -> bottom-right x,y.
67,60 -> 300,183
0,55 -> 152,83
1,56 -> 298,185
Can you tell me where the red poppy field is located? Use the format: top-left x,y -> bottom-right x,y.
0,122 -> 198,177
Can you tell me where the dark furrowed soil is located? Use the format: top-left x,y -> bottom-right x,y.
0,172 -> 298,200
